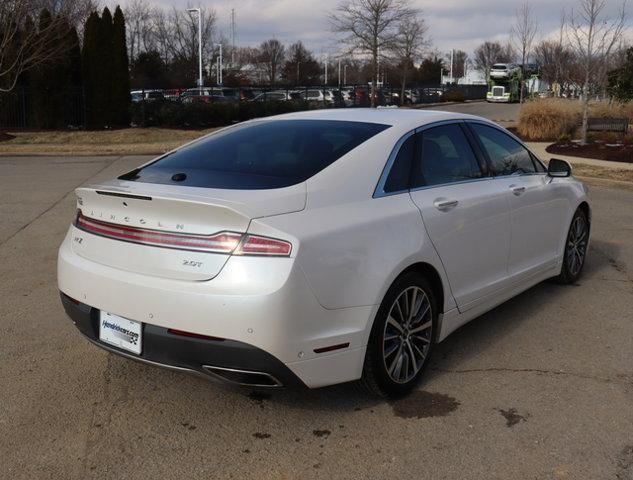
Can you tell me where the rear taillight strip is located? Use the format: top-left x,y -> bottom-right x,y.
74,212 -> 292,256
75,212 -> 242,253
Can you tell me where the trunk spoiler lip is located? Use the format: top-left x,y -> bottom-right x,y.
96,190 -> 152,201
77,180 -> 308,220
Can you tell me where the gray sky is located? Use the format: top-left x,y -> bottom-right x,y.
155,0 -> 631,56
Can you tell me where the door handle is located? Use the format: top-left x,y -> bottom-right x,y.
510,185 -> 526,196
434,199 -> 459,211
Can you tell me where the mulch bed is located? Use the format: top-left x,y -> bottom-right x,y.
546,141 -> 633,164
0,132 -> 15,142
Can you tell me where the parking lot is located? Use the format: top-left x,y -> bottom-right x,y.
1,152 -> 632,479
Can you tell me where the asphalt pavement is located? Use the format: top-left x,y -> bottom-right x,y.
1,154 -> 632,480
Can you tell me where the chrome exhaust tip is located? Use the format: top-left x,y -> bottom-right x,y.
202,365 -> 283,388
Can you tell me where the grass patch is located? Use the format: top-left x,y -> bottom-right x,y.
0,128 -> 216,155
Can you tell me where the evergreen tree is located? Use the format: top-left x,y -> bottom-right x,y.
608,48 -> 633,103
112,6 -> 131,126
82,12 -> 101,127
65,27 -> 82,88
131,50 -> 167,88
32,9 -> 62,128
97,7 -> 115,126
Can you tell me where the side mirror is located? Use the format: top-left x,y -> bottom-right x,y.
548,158 -> 572,178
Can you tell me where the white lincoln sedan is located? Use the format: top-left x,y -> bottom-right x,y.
58,109 -> 590,397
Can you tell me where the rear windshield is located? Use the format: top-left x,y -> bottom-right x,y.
121,120 -> 390,189
492,64 -> 507,70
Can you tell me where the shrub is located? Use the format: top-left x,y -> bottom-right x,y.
558,132 -> 572,143
517,98 -> 582,141
442,90 -> 465,102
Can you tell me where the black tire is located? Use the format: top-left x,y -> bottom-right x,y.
556,208 -> 590,284
360,272 -> 437,398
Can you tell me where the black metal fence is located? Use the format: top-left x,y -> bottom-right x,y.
0,87 -> 85,129
1,83 -> 487,129
132,83 -> 488,108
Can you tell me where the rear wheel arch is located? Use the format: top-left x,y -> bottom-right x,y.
391,262 -> 445,316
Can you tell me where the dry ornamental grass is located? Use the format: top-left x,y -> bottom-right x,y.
517,98 -> 633,142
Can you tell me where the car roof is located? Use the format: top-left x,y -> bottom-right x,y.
268,108 -> 487,133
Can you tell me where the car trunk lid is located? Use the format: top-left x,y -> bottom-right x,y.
71,180 -> 305,281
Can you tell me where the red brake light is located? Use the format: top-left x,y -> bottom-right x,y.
74,211 -> 242,253
234,235 -> 292,257
74,211 -> 292,256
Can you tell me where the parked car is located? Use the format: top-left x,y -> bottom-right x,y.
178,87 -> 240,104
58,109 -> 590,397
251,91 -> 292,102
130,90 -> 165,102
298,89 -> 334,103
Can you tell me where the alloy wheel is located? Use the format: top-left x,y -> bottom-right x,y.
382,286 -> 433,384
567,214 -> 588,276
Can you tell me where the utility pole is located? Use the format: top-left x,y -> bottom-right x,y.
230,9 -> 236,67
215,43 -> 223,85
338,59 -> 341,86
449,49 -> 454,83
344,64 -> 347,85
187,8 -> 203,92
324,54 -> 328,85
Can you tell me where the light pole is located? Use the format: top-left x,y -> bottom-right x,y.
215,43 -> 223,85
187,8 -> 202,92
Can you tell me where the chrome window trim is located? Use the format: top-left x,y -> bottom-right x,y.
373,119 -> 474,199
464,119 -> 549,175
409,175 -> 496,193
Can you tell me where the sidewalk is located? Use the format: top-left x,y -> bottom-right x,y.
527,142 -> 633,171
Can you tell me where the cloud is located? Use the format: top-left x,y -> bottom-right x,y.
129,0 -> 632,55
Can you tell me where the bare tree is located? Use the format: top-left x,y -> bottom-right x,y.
568,0 -> 627,143
330,0 -> 414,107
0,0 -> 79,92
391,16 -> 429,104
151,6 -> 216,65
534,40 -> 576,96
511,2 -> 538,103
474,41 -> 515,80
257,38 -> 285,85
446,49 -> 468,79
126,0 -> 154,62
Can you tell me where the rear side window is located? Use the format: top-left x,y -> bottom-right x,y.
123,120 -> 390,189
412,124 -> 483,188
470,124 -> 536,176
384,135 -> 415,193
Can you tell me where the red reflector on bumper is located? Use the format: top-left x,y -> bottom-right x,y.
313,343 -> 350,354
167,329 -> 224,342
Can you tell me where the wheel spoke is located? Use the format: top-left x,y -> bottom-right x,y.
406,341 -> 418,373
411,333 -> 430,344
388,344 -> 403,374
384,340 -> 401,358
387,316 -> 403,333
394,300 -> 406,324
410,320 -> 432,334
408,288 -> 418,322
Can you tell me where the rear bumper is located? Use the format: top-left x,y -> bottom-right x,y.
57,229 -> 372,388
61,292 -> 305,387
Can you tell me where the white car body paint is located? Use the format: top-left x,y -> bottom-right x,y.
58,108 -> 590,388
